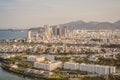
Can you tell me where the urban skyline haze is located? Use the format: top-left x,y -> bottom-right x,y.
0,0 -> 120,29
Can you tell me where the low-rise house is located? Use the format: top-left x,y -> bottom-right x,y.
27,56 -> 45,62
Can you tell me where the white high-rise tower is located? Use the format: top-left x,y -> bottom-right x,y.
44,25 -> 51,38
27,30 -> 32,43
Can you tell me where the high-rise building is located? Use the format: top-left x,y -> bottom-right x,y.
54,25 -> 61,38
44,25 -> 51,38
64,27 -> 67,37
27,30 -> 32,43
46,25 -> 67,38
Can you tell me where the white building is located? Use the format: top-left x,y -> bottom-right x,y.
11,65 -> 18,68
2,54 -> 15,59
27,56 -> 45,62
64,62 -> 79,70
27,30 -> 32,43
34,61 -> 62,71
79,63 -> 116,75
44,25 -> 51,38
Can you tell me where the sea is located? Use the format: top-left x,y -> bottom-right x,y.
0,66 -> 40,80
0,30 -> 42,80
0,30 -> 27,40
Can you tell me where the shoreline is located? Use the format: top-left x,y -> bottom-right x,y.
0,62 -> 68,80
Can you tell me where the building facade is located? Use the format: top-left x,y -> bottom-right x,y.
27,30 -> 32,43
79,63 -> 116,75
27,56 -> 45,62
34,61 -> 62,71
64,62 -> 79,70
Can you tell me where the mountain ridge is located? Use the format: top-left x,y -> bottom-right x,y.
60,20 -> 120,30
0,20 -> 120,30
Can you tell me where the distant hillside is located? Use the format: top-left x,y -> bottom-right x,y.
29,27 -> 44,31
29,20 -> 120,30
2,20 -> 119,31
60,20 -> 120,30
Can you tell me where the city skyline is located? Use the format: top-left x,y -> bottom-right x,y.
0,0 -> 120,29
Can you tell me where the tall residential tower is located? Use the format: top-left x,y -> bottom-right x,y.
27,30 -> 32,43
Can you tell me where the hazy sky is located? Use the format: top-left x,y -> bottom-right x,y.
0,0 -> 120,29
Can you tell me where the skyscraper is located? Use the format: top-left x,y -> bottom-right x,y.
63,26 -> 67,37
54,25 -> 61,38
27,30 -> 32,43
44,25 -> 51,38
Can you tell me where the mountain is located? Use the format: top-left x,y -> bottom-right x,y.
1,20 -> 120,31
114,20 -> 120,29
29,27 -> 44,31
61,20 -> 120,30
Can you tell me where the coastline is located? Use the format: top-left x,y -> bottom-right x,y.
1,66 -> 47,80
0,62 -> 68,80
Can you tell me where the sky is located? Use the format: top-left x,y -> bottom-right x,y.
0,0 -> 120,29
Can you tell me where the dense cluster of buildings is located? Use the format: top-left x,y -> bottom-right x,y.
0,25 -> 119,78
27,56 -> 62,71
26,56 -> 116,75
26,25 -> 120,44
64,62 -> 116,75
0,25 -> 120,55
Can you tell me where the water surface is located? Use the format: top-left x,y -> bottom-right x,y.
0,30 -> 27,40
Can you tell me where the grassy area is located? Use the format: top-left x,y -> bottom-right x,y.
116,67 -> 120,73
54,56 -> 71,62
50,74 -> 67,80
82,76 -> 105,80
